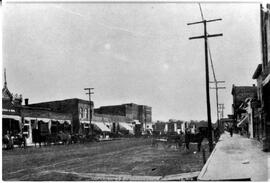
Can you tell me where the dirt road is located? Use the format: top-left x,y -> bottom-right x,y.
2,138 -> 209,181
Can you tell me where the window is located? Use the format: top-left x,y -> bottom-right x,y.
84,108 -> 88,119
80,107 -> 83,119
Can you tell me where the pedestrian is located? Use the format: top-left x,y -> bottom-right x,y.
3,131 -> 10,150
229,126 -> 233,137
185,129 -> 190,150
197,131 -> 203,152
177,133 -> 183,149
22,134 -> 27,148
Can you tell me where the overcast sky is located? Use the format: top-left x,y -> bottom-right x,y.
3,3 -> 261,122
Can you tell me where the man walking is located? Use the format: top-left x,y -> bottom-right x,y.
229,126 -> 233,137
185,129 -> 190,150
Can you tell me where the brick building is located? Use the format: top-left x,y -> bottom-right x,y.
251,4 -> 270,151
231,84 -> 257,123
94,103 -> 152,130
2,70 -> 72,145
28,98 -> 94,134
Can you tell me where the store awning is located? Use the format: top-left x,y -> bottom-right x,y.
81,120 -> 90,124
263,74 -> 270,86
119,122 -> 134,134
24,117 -> 36,121
63,120 -> 71,125
104,122 -> 111,128
56,120 -> 71,125
237,116 -> 249,127
92,121 -> 111,132
2,114 -> 21,121
37,118 -> 51,123
133,120 -> 141,125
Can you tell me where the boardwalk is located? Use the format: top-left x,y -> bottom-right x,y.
198,132 -> 270,181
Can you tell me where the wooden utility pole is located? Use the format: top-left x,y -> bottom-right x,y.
187,18 -> 222,152
210,81 -> 226,123
84,88 -> 94,134
218,104 -> 225,118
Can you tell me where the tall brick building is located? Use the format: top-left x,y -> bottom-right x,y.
94,103 -> 152,124
28,98 -> 94,134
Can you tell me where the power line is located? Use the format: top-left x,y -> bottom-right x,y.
198,4 -> 226,126
198,3 -> 205,21
188,4 -> 223,152
187,17 -> 222,152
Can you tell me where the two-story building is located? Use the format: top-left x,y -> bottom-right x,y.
231,84 -> 257,130
251,4 -> 270,151
28,98 -> 95,134
2,70 -> 72,145
94,103 -> 152,132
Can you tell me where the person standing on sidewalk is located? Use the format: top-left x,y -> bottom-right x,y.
229,126 -> 233,137
185,128 -> 190,150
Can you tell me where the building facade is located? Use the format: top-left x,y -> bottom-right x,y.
251,4 -> 270,151
2,73 -> 72,145
94,103 -> 152,131
231,84 -> 257,128
28,98 -> 94,134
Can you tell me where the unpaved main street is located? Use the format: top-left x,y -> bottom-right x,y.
3,138 -> 210,181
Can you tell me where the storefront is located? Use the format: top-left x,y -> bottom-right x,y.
2,114 -> 22,136
262,74 -> 270,150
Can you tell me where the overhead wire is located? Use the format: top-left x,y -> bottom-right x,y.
198,3 -> 217,83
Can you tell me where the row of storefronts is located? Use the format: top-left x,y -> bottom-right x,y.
231,4 -> 270,151
2,72 -> 148,145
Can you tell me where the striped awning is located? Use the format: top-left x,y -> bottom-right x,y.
2,114 -> 21,121
92,121 -> 111,132
119,122 -> 134,134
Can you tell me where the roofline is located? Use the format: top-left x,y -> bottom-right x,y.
21,105 -> 52,111
252,64 -> 262,79
29,98 -> 94,106
96,103 -> 151,109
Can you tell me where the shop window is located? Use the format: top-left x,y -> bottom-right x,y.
51,121 -> 59,134
84,108 -> 88,119
80,107 -> 83,119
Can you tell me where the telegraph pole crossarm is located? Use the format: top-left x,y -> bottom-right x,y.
210,87 -> 226,89
188,17 -> 222,152
210,82 -> 226,126
187,18 -> 222,25
209,81 -> 225,83
189,33 -> 223,40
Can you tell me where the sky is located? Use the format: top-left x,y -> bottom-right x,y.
3,2 -> 261,122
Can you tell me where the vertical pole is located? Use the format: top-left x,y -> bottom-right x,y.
89,92 -> 92,135
216,83 -> 219,130
204,20 -> 213,152
85,88 -> 94,135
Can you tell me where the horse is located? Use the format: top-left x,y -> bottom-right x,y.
13,134 -> 25,148
152,133 -> 184,150
58,132 -> 72,145
3,134 -> 13,150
